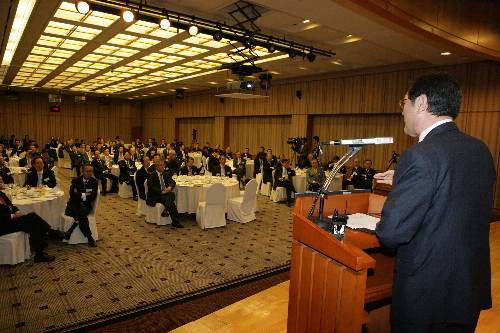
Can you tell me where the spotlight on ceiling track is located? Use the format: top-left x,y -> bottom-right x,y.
288,49 -> 297,58
306,51 -> 316,62
212,26 -> 223,41
188,23 -> 198,36
122,9 -> 135,23
160,17 -> 170,29
267,44 -> 276,53
75,0 -> 90,14
243,37 -> 254,48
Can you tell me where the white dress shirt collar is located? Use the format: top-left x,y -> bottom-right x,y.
419,119 -> 453,142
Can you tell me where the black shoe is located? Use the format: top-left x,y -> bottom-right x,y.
161,210 -> 169,217
34,253 -> 55,262
133,196 -> 138,201
88,238 -> 97,247
171,221 -> 184,228
48,229 -> 65,241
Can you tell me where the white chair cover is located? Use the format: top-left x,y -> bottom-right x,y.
227,179 -> 257,223
270,187 -> 287,202
144,181 -> 171,226
260,178 -> 272,196
0,232 -> 31,265
62,193 -> 100,245
118,181 -> 133,198
196,183 -> 226,229
255,173 -> 263,194
134,174 -> 146,216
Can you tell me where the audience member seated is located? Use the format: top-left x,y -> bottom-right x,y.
0,144 -> 9,162
224,146 -> 233,159
148,154 -> 160,173
25,156 -> 56,188
165,150 -> 181,175
253,146 -> 266,177
354,159 -> 376,190
191,142 -> 201,152
91,150 -> 117,195
159,139 -> 167,148
41,149 -> 55,170
262,152 -> 276,187
19,150 -> 34,168
242,147 -> 251,160
0,187 -> 64,262
177,144 -> 188,163
146,159 -> 183,228
70,145 -> 84,177
207,150 -> 220,174
64,164 -> 98,247
113,146 -> 125,164
273,159 -> 296,206
267,148 -> 278,165
146,143 -> 158,159
232,152 -> 246,187
306,159 -> 325,192
0,156 -> 14,184
82,144 -> 93,163
213,155 -> 232,177
129,147 -> 142,163
10,139 -> 24,157
136,156 -> 150,202
180,157 -> 200,176
118,151 -> 138,200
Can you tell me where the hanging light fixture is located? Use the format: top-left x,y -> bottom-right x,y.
122,9 -> 135,23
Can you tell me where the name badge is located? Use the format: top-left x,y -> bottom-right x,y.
86,189 -> 92,192
44,178 -> 50,181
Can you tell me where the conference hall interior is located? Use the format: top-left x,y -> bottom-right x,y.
0,0 -> 498,332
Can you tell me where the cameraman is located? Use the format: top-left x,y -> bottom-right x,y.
297,138 -> 308,169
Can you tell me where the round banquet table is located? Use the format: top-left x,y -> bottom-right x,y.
8,156 -> 20,167
173,175 -> 240,214
5,186 -> 65,230
8,166 -> 28,186
188,152 -> 203,169
293,169 -> 343,193
111,162 -> 142,177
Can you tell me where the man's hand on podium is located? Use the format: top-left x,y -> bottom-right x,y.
374,170 -> 394,185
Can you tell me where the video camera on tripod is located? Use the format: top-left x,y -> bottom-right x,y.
287,137 -> 305,153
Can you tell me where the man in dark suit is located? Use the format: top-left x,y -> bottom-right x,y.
273,159 -> 296,206
232,152 -> 246,187
0,156 -> 14,184
253,146 -> 266,178
0,188 -> 63,262
262,153 -> 275,186
25,156 -> 57,188
354,159 -> 376,190
70,146 -> 84,177
10,139 -> 24,157
41,149 -> 55,170
118,151 -> 138,200
113,146 -> 125,164
91,150 -> 117,195
64,163 -> 98,247
207,150 -> 219,174
146,159 -> 183,228
375,73 -> 496,333
82,144 -> 93,163
212,155 -> 232,177
18,150 -> 35,169
242,147 -> 252,161
147,153 -> 160,173
135,156 -> 150,203
165,150 -> 181,175
180,157 -> 200,176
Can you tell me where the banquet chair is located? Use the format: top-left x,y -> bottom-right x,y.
255,173 -> 263,194
118,181 -> 133,198
59,149 -> 72,169
144,181 -> 171,226
196,183 -> 226,229
260,178 -> 272,197
134,174 -> 146,216
0,232 -> 31,265
227,179 -> 257,224
270,169 -> 287,202
62,193 -> 100,245
98,177 -> 112,193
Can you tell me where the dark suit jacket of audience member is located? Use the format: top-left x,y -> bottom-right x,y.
25,169 -> 56,188
118,159 -> 137,183
65,176 -> 98,217
212,164 -> 232,177
135,166 -> 149,200
355,167 -> 376,189
273,166 -> 295,189
43,157 -> 55,170
1,150 -> 9,162
10,145 -> 24,157
0,191 -> 20,235
376,122 -> 495,324
180,165 -> 200,176
0,165 -> 14,184
242,152 -> 252,160
146,170 -> 176,207
207,156 -> 219,174
113,152 -> 125,164
232,158 -> 246,169
262,159 -> 275,184
70,151 -> 84,169
18,157 -> 31,168
91,157 -> 105,178
147,164 -> 156,173
166,158 -> 180,175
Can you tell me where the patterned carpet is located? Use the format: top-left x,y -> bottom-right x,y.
0,169 -> 293,332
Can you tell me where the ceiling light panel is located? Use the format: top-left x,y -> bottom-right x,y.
182,60 -> 220,69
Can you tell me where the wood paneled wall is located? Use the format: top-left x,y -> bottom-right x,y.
0,92 -> 141,144
176,117 -> 214,147
228,116 -> 292,157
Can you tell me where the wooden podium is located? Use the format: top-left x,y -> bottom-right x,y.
287,192 -> 394,333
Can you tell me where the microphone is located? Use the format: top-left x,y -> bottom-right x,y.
321,137 -> 393,146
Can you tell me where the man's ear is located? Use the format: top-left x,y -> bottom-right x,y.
415,94 -> 428,114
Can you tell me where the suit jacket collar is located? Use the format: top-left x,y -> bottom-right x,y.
422,122 -> 458,142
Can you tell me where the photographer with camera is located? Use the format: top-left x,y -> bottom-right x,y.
287,137 -> 307,168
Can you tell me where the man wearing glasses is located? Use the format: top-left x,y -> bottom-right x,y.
375,73 -> 495,333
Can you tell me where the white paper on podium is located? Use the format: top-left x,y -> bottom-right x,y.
345,213 -> 380,231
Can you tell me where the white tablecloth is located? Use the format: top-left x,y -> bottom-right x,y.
8,166 -> 27,186
173,175 -> 240,214
245,160 -> 254,179
111,162 -> 142,177
188,152 -> 203,169
8,156 -> 20,167
6,186 -> 65,230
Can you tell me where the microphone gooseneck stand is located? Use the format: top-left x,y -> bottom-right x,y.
307,145 -> 363,228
